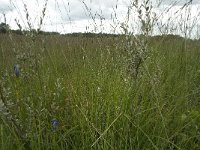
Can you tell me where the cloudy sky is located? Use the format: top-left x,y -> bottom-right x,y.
0,0 -> 200,37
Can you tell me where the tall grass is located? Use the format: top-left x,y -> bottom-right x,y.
0,0 -> 200,149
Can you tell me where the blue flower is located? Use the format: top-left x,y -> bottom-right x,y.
51,118 -> 59,132
14,64 -> 20,77
51,118 -> 59,127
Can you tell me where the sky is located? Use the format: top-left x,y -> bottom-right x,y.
0,0 -> 200,37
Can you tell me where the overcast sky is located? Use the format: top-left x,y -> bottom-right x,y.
0,0 -> 200,37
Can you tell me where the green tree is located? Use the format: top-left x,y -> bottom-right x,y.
0,22 -> 10,33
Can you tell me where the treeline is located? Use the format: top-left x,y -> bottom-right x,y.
0,22 -> 190,40
0,22 -> 120,37
64,32 -> 119,38
1,29 -> 119,38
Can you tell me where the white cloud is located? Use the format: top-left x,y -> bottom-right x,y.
0,0 -> 200,37
0,0 -> 127,32
0,0 -> 14,13
158,0 -> 200,6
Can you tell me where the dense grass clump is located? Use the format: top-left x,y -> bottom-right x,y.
0,33 -> 199,149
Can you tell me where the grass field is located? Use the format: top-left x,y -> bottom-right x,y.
0,33 -> 200,149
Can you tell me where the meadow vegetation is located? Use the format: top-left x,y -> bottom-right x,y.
0,0 -> 200,149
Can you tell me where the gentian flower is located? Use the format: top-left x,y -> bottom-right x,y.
14,64 -> 20,77
51,118 -> 59,132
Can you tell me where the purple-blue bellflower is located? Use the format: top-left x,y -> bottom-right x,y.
14,64 -> 20,77
51,118 -> 59,132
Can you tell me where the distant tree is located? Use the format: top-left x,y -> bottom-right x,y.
11,29 -> 23,35
0,22 -> 10,33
